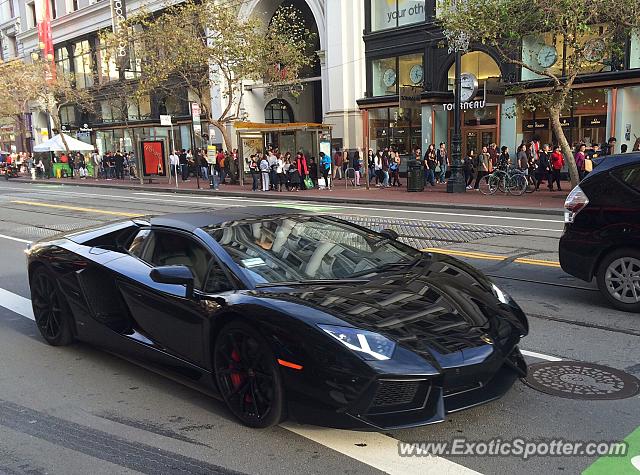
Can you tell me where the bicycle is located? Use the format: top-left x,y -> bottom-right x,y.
479,167 -> 528,196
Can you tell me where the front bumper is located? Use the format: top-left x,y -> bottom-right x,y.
288,347 -> 526,431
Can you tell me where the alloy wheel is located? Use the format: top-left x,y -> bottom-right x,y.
605,257 -> 640,304
31,272 -> 63,340
215,328 -> 279,426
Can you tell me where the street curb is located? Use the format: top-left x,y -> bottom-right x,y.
10,178 -> 565,216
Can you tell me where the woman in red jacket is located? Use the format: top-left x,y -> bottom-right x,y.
296,152 -> 309,188
550,145 -> 564,191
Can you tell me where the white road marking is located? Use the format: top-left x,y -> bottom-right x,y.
282,423 -> 481,475
0,288 -> 34,321
520,350 -> 563,362
0,233 -> 31,244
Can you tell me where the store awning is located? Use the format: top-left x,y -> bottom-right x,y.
33,133 -> 94,152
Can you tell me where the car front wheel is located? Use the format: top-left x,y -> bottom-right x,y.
596,249 -> 640,313
30,268 -> 75,345
214,321 -> 286,428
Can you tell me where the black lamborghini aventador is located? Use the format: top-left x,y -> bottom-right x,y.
26,207 -> 528,430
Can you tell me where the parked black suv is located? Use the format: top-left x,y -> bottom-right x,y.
559,153 -> 640,312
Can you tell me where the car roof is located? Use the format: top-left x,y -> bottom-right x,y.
149,206 -> 305,232
586,152 -> 640,181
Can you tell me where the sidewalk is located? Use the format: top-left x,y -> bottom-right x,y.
10,175 -> 569,215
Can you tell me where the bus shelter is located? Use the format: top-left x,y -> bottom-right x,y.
235,122 -> 332,186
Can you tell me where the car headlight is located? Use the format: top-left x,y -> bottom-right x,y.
318,325 -> 396,361
491,283 -> 511,305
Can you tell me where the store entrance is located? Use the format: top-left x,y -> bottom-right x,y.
463,128 -> 496,157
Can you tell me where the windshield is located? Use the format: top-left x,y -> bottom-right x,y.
205,216 -> 419,285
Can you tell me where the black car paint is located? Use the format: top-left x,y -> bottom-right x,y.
27,209 -> 528,430
559,153 -> 640,282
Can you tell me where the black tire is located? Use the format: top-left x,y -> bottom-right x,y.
214,321 -> 286,428
30,267 -> 75,346
595,248 -> 640,313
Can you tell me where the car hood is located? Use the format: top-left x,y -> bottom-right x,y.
249,253 -> 528,366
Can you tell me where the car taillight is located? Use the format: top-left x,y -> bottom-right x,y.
564,185 -> 589,223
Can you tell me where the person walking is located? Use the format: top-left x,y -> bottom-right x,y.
549,145 -> 564,191
275,153 -> 285,191
296,152 -> 309,189
289,157 -> 301,191
319,151 -> 332,190
249,155 -> 259,191
535,144 -> 551,191
169,150 -> 180,181
473,146 -> 491,190
333,147 -> 343,180
424,144 -> 437,187
574,143 -> 587,181
517,144 -> 528,172
436,143 -> 448,183
259,154 -> 270,191
390,151 -> 401,187
353,150 -> 362,186
464,149 -> 475,189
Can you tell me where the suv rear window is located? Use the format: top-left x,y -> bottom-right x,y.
613,166 -> 640,193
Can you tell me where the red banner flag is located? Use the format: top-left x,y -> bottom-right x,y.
35,0 -> 55,82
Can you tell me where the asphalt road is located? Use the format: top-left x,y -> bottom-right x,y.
0,181 -> 637,475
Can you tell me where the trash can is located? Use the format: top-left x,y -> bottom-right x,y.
406,159 -> 424,192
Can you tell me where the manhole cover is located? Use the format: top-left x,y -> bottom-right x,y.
523,361 -> 640,400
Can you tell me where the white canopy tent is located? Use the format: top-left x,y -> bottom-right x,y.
33,133 -> 94,153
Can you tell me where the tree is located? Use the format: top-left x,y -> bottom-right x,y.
437,0 -> 640,187
0,58 -> 92,156
106,0 -> 316,152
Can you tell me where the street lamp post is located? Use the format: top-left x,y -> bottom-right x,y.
444,2 -> 469,194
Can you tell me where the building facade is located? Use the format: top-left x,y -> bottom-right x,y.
4,0 -> 365,155
358,0 -> 640,162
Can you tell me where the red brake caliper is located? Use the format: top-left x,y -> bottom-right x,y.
230,349 -> 244,389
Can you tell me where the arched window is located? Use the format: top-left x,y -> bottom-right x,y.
447,51 -> 501,90
265,99 -> 294,124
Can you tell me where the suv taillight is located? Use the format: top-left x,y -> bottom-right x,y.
564,185 -> 589,223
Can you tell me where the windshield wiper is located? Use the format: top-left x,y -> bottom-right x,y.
254,279 -> 370,288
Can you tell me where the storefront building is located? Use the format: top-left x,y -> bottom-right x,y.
358,0 -> 640,160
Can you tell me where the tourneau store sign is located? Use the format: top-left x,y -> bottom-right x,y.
110,0 -> 129,69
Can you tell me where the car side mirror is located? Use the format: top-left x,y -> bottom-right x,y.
150,265 -> 194,298
379,228 -> 399,240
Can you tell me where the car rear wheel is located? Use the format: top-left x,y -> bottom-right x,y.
30,268 -> 75,346
214,321 -> 285,428
596,249 -> 640,313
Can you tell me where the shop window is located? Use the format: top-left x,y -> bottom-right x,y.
368,107 -> 422,155
631,32 -> 640,69
522,27 -> 611,81
264,99 -> 293,124
372,57 -> 397,96
59,106 -> 76,126
447,51 -> 501,90
371,0 -> 426,32
55,46 -> 72,78
99,37 -> 119,84
399,53 -> 424,88
127,96 -> 151,121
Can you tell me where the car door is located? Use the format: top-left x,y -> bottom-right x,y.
116,228 -> 217,368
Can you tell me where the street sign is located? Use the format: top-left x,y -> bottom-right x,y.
206,145 -> 217,164
399,86 -> 422,110
484,77 -> 506,104
160,115 -> 172,126
193,124 -> 202,135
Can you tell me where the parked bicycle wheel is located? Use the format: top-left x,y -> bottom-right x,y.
478,173 -> 494,195
508,173 -> 527,196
